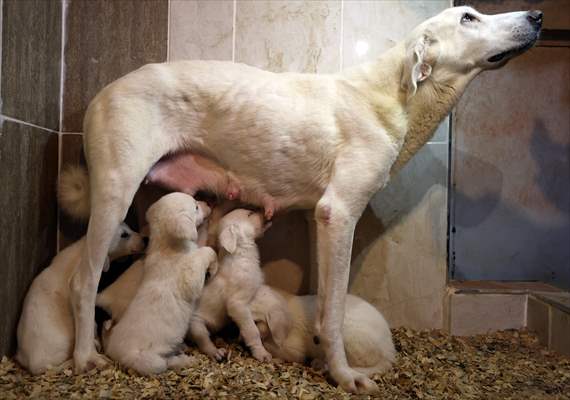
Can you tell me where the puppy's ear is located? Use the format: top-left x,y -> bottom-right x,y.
266,307 -> 292,348
402,34 -> 433,98
170,214 -> 198,242
219,224 -> 239,253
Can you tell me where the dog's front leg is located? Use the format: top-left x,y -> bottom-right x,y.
314,150 -> 386,394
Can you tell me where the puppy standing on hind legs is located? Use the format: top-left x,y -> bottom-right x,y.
188,209 -> 273,362
103,193 -> 217,375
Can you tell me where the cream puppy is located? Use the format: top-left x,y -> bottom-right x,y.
250,285 -> 396,377
16,223 -> 144,375
188,209 -> 272,362
103,192 -> 217,375
96,200 -> 212,322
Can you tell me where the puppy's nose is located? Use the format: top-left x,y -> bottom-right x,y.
142,236 -> 149,248
527,10 -> 543,27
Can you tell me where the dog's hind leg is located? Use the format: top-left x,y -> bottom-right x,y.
70,137 -> 161,372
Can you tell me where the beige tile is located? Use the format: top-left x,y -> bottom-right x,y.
169,0 -> 234,61
551,307 -> 570,356
348,143 -> 448,329
449,293 -> 527,336
342,0 -> 449,68
235,0 -> 341,73
527,296 -> 549,346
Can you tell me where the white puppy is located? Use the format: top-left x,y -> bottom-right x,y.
16,223 -> 144,375
96,199 -> 212,322
188,209 -> 273,362
103,192 -> 217,375
250,285 -> 396,377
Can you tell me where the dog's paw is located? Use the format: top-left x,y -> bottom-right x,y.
332,366 -> 378,394
207,347 -> 227,362
167,354 -> 195,370
74,352 -> 109,374
252,348 -> 272,362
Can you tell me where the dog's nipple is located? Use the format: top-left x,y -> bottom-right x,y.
313,335 -> 320,345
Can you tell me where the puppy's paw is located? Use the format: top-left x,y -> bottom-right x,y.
74,352 -> 109,373
252,348 -> 272,362
167,354 -> 195,370
206,347 -> 227,362
332,366 -> 379,394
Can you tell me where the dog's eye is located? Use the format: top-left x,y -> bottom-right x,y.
461,13 -> 477,23
248,211 -> 254,217
120,232 -> 130,239
196,205 -> 199,211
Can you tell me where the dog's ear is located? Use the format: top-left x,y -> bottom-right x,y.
266,307 -> 292,348
219,224 -> 239,253
169,213 -> 198,242
402,34 -> 433,98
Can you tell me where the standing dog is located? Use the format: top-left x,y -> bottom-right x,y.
250,285 -> 396,377
16,223 -> 143,375
103,192 -> 217,375
70,7 -> 541,392
188,209 -> 272,362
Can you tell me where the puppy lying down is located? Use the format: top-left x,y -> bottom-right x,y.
16,223 -> 144,375
250,285 -> 396,376
103,193 -> 217,375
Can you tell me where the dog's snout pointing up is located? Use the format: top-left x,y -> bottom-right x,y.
527,10 -> 543,28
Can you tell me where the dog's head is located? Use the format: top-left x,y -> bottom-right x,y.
107,222 -> 145,261
402,6 -> 542,96
146,192 -> 211,245
217,208 -> 272,254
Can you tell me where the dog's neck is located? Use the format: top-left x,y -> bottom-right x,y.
343,43 -> 479,173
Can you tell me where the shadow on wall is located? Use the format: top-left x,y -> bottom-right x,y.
348,143 -> 448,287
452,119 -> 570,289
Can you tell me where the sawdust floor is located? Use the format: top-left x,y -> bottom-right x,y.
1,328 -> 569,399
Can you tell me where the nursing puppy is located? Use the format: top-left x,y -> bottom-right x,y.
188,209 -> 273,362
96,199 -> 212,322
16,223 -> 144,375
103,192 -> 217,375
250,285 -> 396,377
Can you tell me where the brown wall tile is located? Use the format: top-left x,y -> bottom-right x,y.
1,0 -> 62,129
62,0 -> 168,132
0,120 -> 58,356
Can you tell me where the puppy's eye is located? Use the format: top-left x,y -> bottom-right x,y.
120,232 -> 130,239
461,13 -> 477,23
196,205 -> 199,211
248,211 -> 254,217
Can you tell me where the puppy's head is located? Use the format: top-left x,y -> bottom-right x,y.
107,222 -> 145,261
217,208 -> 272,253
146,192 -> 211,245
250,285 -> 292,348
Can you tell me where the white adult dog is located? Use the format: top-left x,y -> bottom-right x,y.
16,223 -> 144,375
103,192 -> 217,375
69,6 -> 541,392
188,208 -> 272,362
249,285 -> 396,377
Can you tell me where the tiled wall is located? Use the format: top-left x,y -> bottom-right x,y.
0,0 -> 452,356
0,0 -> 61,355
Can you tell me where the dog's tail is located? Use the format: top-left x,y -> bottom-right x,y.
58,165 -> 91,220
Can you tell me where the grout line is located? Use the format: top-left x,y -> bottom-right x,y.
61,131 -> 83,135
166,0 -> 171,61
339,0 -> 344,72
57,131 -> 62,252
1,115 -> 60,134
232,0 -> 237,63
59,0 -> 67,132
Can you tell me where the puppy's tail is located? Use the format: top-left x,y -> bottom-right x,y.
58,165 -> 91,220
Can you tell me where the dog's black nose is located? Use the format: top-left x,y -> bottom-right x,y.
142,236 -> 149,248
527,10 -> 543,27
